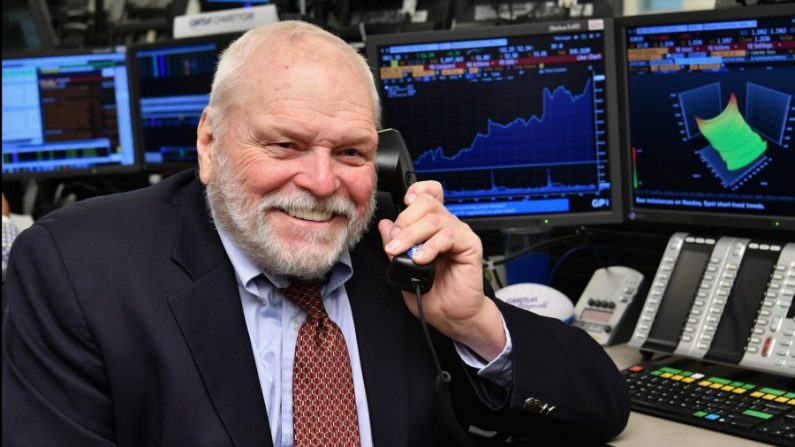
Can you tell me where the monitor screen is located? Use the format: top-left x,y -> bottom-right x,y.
619,5 -> 795,231
130,33 -> 240,167
366,19 -> 622,229
2,47 -> 138,179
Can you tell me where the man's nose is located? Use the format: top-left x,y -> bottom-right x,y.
293,151 -> 339,198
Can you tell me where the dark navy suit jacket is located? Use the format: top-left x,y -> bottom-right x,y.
3,170 -> 629,446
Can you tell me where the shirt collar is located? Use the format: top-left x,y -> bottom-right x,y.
215,224 -> 353,296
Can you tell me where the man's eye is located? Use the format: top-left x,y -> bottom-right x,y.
342,148 -> 362,157
275,142 -> 293,149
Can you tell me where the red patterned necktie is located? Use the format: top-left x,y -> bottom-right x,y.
283,280 -> 361,447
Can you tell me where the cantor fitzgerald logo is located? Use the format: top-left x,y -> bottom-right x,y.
190,11 -> 255,27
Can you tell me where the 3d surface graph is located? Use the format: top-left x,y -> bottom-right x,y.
695,93 -> 767,171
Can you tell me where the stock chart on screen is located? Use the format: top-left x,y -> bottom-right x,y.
130,33 -> 239,166
369,20 -> 620,228
2,47 -> 137,178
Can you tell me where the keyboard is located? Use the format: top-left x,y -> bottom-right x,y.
622,363 -> 795,446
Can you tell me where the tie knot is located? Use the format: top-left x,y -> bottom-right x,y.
283,280 -> 326,320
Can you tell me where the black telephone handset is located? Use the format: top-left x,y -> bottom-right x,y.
376,129 -> 435,294
376,130 -> 480,447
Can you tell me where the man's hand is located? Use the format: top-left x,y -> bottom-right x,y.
378,181 -> 506,362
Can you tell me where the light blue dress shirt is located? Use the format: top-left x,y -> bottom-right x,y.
216,227 -> 513,447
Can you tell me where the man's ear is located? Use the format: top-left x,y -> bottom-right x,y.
196,107 -> 215,184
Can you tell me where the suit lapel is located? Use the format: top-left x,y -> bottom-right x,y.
165,181 -> 413,446
167,178 -> 272,447
347,228 -> 411,447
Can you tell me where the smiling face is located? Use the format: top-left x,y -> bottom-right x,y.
198,38 -> 379,279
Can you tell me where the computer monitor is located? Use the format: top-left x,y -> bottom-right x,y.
129,32 -> 240,167
617,5 -> 795,231
366,19 -> 622,230
2,47 -> 138,179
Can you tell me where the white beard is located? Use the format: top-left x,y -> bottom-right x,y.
206,149 -> 376,280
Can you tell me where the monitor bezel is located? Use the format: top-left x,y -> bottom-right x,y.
2,46 -> 141,181
127,32 -> 243,171
615,4 -> 795,232
365,19 -> 624,230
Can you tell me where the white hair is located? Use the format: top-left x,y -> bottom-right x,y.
207,20 -> 381,136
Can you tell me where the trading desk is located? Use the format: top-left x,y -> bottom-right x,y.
606,344 -> 775,447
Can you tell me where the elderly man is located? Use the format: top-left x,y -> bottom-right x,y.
3,21 -> 629,446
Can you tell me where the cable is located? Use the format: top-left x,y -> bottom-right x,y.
547,245 -> 588,285
415,281 -> 443,375
486,229 -> 593,267
580,233 -> 608,269
491,267 -> 505,289
414,282 -> 481,447
547,245 -> 620,285
483,258 -> 505,290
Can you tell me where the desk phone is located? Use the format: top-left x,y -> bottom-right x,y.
629,233 -> 795,377
572,266 -> 645,346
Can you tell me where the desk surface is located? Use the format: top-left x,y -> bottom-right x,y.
605,344 -> 773,447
